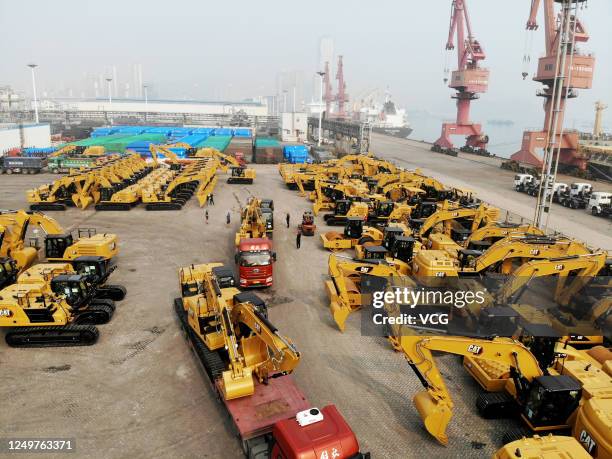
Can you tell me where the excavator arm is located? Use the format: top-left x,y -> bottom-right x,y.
231,302 -> 300,381
496,252 -> 608,306
398,334 -> 543,445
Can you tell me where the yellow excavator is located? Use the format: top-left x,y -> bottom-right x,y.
0,209 -> 119,274
235,197 -> 270,245
320,217 -> 383,252
409,201 -> 500,243
189,146 -> 255,184
398,332 -> 611,458
0,282 -> 110,347
325,250 -> 413,331
174,262 -> 300,400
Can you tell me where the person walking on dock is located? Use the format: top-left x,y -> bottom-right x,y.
296,231 -> 301,249
226,211 -> 231,225
286,212 -> 290,228
205,209 -> 209,224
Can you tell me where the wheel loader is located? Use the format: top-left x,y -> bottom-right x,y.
0,283 -> 113,347
320,217 -> 378,252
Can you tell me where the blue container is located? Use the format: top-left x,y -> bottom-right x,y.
233,128 -> 252,137
213,128 -> 233,136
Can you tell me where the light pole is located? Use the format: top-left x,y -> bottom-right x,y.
282,90 -> 288,113
27,64 -> 39,123
316,71 -> 326,146
106,77 -> 113,124
143,84 -> 148,122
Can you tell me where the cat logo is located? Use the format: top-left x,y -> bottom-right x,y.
452,212 -> 459,217
357,266 -> 374,274
579,430 -> 597,454
530,249 -> 540,255
0,309 -> 13,318
555,264 -> 564,270
467,344 -> 483,355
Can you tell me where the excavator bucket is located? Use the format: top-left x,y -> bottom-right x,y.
413,390 -> 452,446
325,279 -> 350,332
221,368 -> 255,400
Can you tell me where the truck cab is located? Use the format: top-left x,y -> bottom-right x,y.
271,405 -> 366,459
514,174 -> 534,192
588,192 -> 612,216
235,238 -> 276,288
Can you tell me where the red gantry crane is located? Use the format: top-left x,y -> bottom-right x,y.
433,0 -> 489,154
511,0 -> 594,171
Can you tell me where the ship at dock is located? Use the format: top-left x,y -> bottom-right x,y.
357,93 -> 413,139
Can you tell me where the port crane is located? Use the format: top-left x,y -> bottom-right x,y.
511,0 -> 594,172
433,0 -> 489,154
336,55 -> 348,118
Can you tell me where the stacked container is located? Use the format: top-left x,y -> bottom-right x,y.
283,145 -> 310,164
254,138 -> 283,164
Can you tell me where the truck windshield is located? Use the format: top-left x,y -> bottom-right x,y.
240,250 -> 272,267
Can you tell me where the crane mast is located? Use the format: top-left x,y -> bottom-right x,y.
511,0 -> 594,177
434,0 -> 489,154
335,55 -> 348,118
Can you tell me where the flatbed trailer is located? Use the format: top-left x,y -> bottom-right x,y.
174,298 -> 369,459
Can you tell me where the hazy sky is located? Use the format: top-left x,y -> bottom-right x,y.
1,0 -> 610,127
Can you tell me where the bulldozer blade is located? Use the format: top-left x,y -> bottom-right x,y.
413,390 -> 452,446
221,369 -> 255,400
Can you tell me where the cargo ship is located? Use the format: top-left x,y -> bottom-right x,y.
359,93 -> 413,138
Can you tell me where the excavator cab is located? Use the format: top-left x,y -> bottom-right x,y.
261,208 -> 274,233
212,265 -> 236,288
517,324 -> 561,370
50,274 -> 93,309
413,201 -> 437,219
375,200 -> 394,218
521,375 -> 582,429
44,233 -> 74,260
343,217 -> 364,240
362,245 -> 388,261
71,256 -> 115,285
334,200 -> 351,216
261,199 -> 274,211
458,249 -> 484,269
389,236 -> 415,263
450,226 -> 472,243
383,227 -> 405,249
0,257 -> 18,289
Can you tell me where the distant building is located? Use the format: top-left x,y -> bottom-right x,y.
44,97 -> 269,116
0,86 -> 27,111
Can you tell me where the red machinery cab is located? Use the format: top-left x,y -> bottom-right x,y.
271,405 -> 366,459
236,238 -> 275,288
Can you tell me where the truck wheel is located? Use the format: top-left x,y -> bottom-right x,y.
51,168 -> 59,174
592,207 -> 599,216
6,169 -> 12,175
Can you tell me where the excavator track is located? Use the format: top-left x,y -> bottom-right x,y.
173,298 -> 225,381
227,178 -> 253,184
95,284 -> 127,301
95,203 -> 133,211
75,303 -> 115,325
29,203 -> 66,211
5,324 -> 99,348
146,202 -> 184,211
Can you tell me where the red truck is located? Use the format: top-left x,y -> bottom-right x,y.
235,238 -> 275,288
174,297 -> 369,459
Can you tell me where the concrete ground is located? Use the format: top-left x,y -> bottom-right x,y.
0,146 -> 607,459
371,134 -> 612,250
